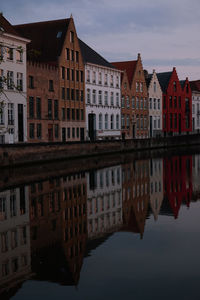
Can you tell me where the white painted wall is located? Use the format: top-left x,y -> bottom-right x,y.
85,63 -> 121,140
148,70 -> 163,137
0,32 -> 29,143
192,91 -> 200,133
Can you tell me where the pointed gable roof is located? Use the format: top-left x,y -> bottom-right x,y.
156,71 -> 173,93
78,39 -> 115,69
111,60 -> 137,86
0,13 -> 22,37
189,80 -> 200,92
14,18 -> 70,63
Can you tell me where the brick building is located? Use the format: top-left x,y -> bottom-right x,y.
112,54 -> 149,139
15,16 -> 86,142
157,68 -> 192,136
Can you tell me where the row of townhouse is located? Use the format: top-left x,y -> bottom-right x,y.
1,14 -> 200,144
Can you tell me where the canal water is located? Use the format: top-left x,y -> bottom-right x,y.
0,151 -> 200,300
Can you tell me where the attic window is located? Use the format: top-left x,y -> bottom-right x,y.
57,31 -> 62,38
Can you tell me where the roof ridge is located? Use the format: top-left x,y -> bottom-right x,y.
14,18 -> 70,27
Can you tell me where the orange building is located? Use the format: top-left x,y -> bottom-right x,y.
112,54 -> 149,139
15,16 -> 86,142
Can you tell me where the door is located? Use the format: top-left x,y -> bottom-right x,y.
18,104 -> 24,142
88,113 -> 96,141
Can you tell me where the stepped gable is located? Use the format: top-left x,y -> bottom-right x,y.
0,13 -> 22,37
189,80 -> 200,92
78,38 -> 114,69
145,73 -> 153,89
156,71 -> 173,93
14,18 -> 70,63
111,60 -> 137,86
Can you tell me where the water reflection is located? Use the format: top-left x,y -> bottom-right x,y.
0,153 -> 200,298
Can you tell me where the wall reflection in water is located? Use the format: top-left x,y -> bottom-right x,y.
0,154 -> 200,298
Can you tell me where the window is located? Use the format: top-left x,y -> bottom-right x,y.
67,88 -> 70,100
7,71 -> 14,89
76,109 -> 80,120
110,75 -> 114,87
29,75 -> 34,89
67,128 -> 70,138
116,114 -> 119,129
8,103 -> 14,125
140,82 -> 143,92
67,108 -> 70,120
98,72 -> 102,84
76,51 -> 79,62
70,31 -> 74,43
121,114 -> 125,129
0,69 -> 3,89
136,97 -> 139,109
104,74 -> 108,85
29,123 -> 35,139
111,92 -> 114,106
80,71 -> 83,82
116,76 -> 119,88
141,97 -> 143,109
169,96 -> 172,108
104,91 -> 108,105
61,66 -> 65,79
76,70 -> 79,82
0,102 -> 4,125
71,89 -> 74,100
136,82 -> 139,92
62,108 -> 65,120
49,80 -> 54,91
99,113 -> 102,130
174,114 -> 177,129
17,72 -> 23,91
81,109 -> 84,120
121,96 -> 125,108
105,114 -> 108,129
72,128 -> 75,138
154,118 -> 156,129
158,117 -> 161,129
174,96 -> 177,108
153,98 -> 156,109
98,90 -> 102,105
76,127 -> 79,138
54,100 -> 58,119
126,96 -> 130,108
173,81 -> 177,92
141,115 -> 143,129
153,82 -> 156,92
111,114 -> 114,129
116,93 -> 119,106
126,115 -> 130,128
48,99 -> 52,119
87,70 -> 90,82
71,69 -> 74,81
93,71 -> 96,83
80,90 -> 84,102
158,99 -> 160,109
89,89 -> 94,104
37,123 -> 42,139
7,47 -> 13,60
71,50 -> 74,61
87,89 -> 90,104
62,87 -> 65,99
36,97 -> 41,119
29,97 -> 34,118
132,97 -> 135,109
170,113 -> 173,128
72,109 -> 75,120
76,89 -> 79,101
66,48 -> 70,60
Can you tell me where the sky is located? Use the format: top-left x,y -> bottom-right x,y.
1,0 -> 200,80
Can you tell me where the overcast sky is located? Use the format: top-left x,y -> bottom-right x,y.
1,0 -> 200,80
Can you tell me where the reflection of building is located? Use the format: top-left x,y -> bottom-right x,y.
87,166 -> 122,239
29,173 -> 87,286
192,154 -> 200,200
0,187 -> 31,296
163,156 -> 193,218
122,160 -> 150,238
149,158 -> 163,221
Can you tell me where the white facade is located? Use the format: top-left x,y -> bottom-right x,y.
0,29 -> 29,143
85,63 -> 121,140
149,158 -> 163,221
192,91 -> 200,133
87,166 -> 122,239
148,70 -> 163,137
0,186 -> 31,292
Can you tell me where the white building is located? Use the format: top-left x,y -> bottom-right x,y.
0,186 -> 31,294
79,39 -> 121,140
190,80 -> 200,133
0,14 -> 29,144
145,70 -> 163,137
87,166 -> 122,239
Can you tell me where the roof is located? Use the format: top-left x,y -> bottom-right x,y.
189,80 -> 200,92
180,80 -> 186,89
145,73 -> 152,89
156,71 -> 173,93
78,39 -> 115,69
0,13 -> 22,37
111,60 -> 137,86
14,18 -> 70,63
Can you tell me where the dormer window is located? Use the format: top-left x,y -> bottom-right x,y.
57,31 -> 62,38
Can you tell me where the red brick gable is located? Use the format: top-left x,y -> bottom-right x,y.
111,60 -> 137,86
